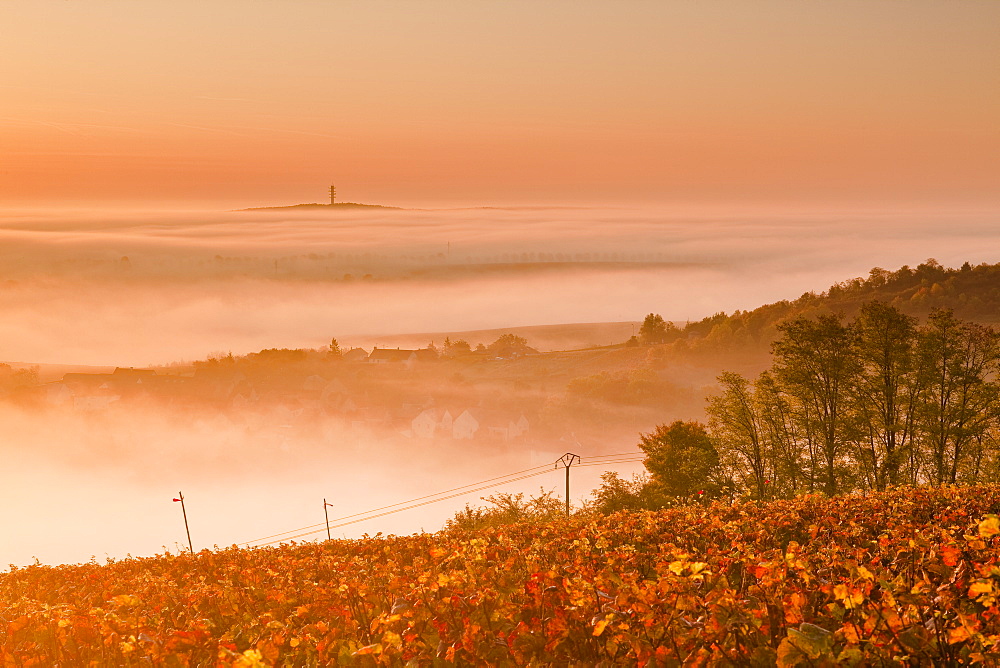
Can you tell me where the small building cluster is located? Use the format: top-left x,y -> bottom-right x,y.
34,352 -> 533,445
409,408 -> 530,442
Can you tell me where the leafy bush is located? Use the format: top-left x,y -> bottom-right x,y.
445,490 -> 565,531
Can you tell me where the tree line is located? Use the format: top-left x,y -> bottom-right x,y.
593,302 -> 1000,513
628,260 -> 1000,361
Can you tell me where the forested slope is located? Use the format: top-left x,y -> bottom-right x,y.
676,259 -> 1000,357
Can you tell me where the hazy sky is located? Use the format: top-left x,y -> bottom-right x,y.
2,1 -> 998,207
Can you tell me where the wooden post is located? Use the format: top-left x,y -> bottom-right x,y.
175,491 -> 193,553
324,498 -> 332,541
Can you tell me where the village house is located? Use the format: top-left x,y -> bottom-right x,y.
111,367 -> 156,384
342,348 -> 369,363
59,373 -> 119,410
44,382 -> 74,407
49,367 -> 199,410
367,348 -> 418,370
451,409 -> 530,442
410,408 -> 455,439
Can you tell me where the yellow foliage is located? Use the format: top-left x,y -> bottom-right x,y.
978,515 -> 999,538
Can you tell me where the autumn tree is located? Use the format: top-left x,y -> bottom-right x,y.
589,471 -> 659,513
487,333 -> 535,358
771,314 -> 858,495
850,302 -> 919,489
328,337 -> 342,358
754,370 -> 813,494
445,490 -> 564,530
639,313 -> 674,345
707,372 -> 770,499
916,309 -> 1000,484
443,337 -> 472,356
704,302 -> 1000,496
0,364 -> 39,393
639,421 -> 721,498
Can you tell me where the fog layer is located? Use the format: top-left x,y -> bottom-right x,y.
1,205 -> 998,366
2,204 -> 999,567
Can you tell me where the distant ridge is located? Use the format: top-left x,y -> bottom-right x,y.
238,202 -> 403,212
238,203 -> 597,213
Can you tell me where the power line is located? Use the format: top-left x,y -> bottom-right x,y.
581,455 -> 644,462
585,451 -> 644,460
577,458 -> 644,467
250,468 -> 553,547
238,453 -> 648,548
239,462 -> 553,546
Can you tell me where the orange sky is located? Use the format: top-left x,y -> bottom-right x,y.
1,0 -> 998,208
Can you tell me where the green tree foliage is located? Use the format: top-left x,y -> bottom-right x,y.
445,490 -> 565,530
0,364 -> 39,394
755,371 -> 810,495
588,471 -> 662,513
328,337 -> 342,358
707,372 -> 770,499
917,309 -> 1000,485
705,303 -> 1000,498
486,333 -> 535,358
442,337 -> 472,356
671,259 -> 1000,355
565,368 -> 659,405
850,302 -> 919,490
638,420 -> 721,498
771,314 -> 857,496
639,313 -> 677,345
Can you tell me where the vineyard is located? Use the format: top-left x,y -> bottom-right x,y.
3,486 -> 1000,666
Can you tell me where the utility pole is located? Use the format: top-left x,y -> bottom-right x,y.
556,453 -> 581,516
324,498 -> 334,540
173,491 -> 193,553
329,184 -> 337,205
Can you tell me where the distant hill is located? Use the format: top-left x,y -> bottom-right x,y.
673,258 -> 1000,362
238,202 -> 403,212
344,321 -> 643,354
355,260 -> 1000,359
331,260 -> 1000,404
0,361 -> 115,383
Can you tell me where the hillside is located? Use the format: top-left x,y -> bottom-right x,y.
9,259 -> 1000,464
399,259 -> 1000,381
3,485 -> 999,665
342,322 -> 640,355
675,258 -> 1000,359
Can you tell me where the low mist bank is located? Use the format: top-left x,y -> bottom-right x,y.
1,205 -> 999,366
0,397 -> 646,568
1,337 -> 714,568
